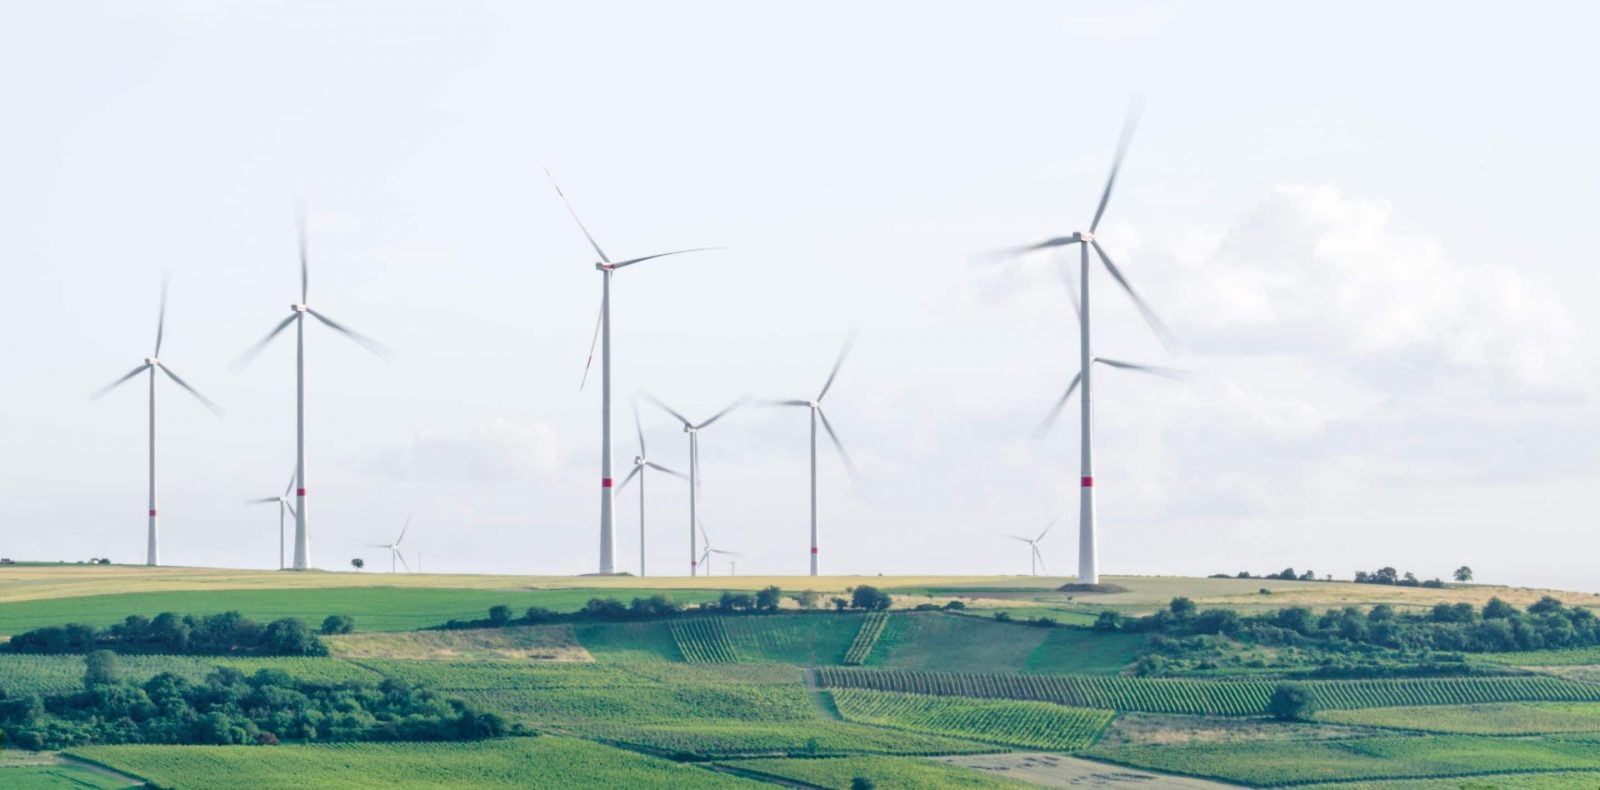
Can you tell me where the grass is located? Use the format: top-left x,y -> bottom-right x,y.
1090,734 -> 1600,786
71,737 -> 766,789
1020,627 -> 1145,675
724,755 -> 1031,788
1296,773 -> 1600,789
0,654 -> 216,694
1318,702 -> 1600,735
207,656 -> 384,684
829,687 -> 1115,750
328,624 -> 591,662
669,618 -> 738,663
1473,646 -> 1600,666
0,587 -> 724,634
720,612 -> 861,664
576,720 -> 996,758
571,620 -> 682,662
0,755 -> 140,789
843,611 -> 890,665
868,612 -> 1053,673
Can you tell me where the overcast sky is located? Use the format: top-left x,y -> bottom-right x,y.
3,2 -> 1597,589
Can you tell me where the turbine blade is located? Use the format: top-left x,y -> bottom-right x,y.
1090,100 -> 1142,234
247,497 -> 279,504
1005,534 -> 1032,543
1036,519 -> 1056,543
296,200 -> 309,303
234,314 -> 297,371
710,549 -> 741,556
817,409 -> 858,479
642,392 -> 693,428
817,330 -> 858,402
307,308 -> 392,360
159,365 -> 224,416
990,237 -> 1081,260
285,501 -> 297,518
154,272 -> 169,357
1034,545 -> 1048,576
545,168 -> 609,263
1033,372 -> 1082,439
645,461 -> 687,480
395,514 -> 411,546
618,464 -> 642,492
610,247 -> 719,270
1095,357 -> 1189,380
1055,254 -> 1081,319
579,301 -> 602,392
633,400 -> 646,456
283,471 -> 296,498
758,399 -> 812,407
1091,241 -> 1178,350
396,550 -> 411,573
92,365 -> 150,400
695,397 -> 747,430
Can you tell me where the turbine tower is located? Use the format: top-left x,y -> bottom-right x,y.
618,402 -> 687,577
645,394 -> 745,576
92,274 -> 222,566
997,104 -> 1179,585
1006,520 -> 1054,576
237,204 -> 390,571
763,333 -> 859,576
546,171 -> 715,576
248,470 -> 297,570
368,515 -> 412,573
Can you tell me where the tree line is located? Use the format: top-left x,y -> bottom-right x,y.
5,612 -> 338,656
434,586 -> 897,630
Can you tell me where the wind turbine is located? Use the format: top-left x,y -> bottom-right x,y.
247,470 -> 297,570
618,402 -> 687,577
546,171 -> 716,576
696,518 -> 740,577
92,274 -> 222,566
1006,520 -> 1055,576
763,333 -> 859,576
996,104 -> 1180,585
368,515 -> 412,573
237,204 -> 390,571
644,394 -> 745,576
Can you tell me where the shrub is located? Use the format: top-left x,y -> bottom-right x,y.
1268,683 -> 1317,721
1093,611 -> 1122,632
942,600 -> 966,611
319,615 -> 356,635
84,650 -> 120,687
851,586 -> 892,612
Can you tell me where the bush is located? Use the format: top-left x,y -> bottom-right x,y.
1268,683 -> 1317,721
942,600 -> 966,611
1093,611 -> 1122,632
755,586 -> 783,611
319,615 -> 356,635
851,585 -> 892,612
84,650 -> 120,687
851,778 -> 875,790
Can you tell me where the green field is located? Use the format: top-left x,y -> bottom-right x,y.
0,587 -> 725,634
1319,702 -> 1600,735
843,611 -> 890,665
829,687 -> 1115,750
1296,773 -> 1600,790
0,653 -> 217,694
0,753 -> 140,790
669,618 -> 738,663
725,755 -> 1030,788
72,738 -> 765,789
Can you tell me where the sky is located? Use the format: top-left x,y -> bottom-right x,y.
3,1 -> 1598,590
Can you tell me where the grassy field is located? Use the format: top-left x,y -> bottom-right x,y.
869,612 -> 1054,672
328,624 -> 592,661
828,687 -> 1115,750
0,752 -> 140,789
0,653 -> 217,694
1296,773 -> 1600,790
72,737 -> 766,789
1318,702 -> 1600,735
725,755 -> 1030,788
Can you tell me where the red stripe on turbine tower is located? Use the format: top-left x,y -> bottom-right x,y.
601,478 -> 613,487
1081,476 -> 1094,487
149,509 -> 157,516
297,488 -> 306,496
811,547 -> 818,554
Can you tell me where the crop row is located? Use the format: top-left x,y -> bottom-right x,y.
843,612 -> 889,666
830,687 -> 1113,750
815,668 -> 1600,716
671,618 -> 738,663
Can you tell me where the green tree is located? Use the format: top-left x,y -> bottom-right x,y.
488,605 -> 513,626
851,778 -> 876,790
84,649 -> 120,688
1482,597 -> 1519,619
1268,683 -> 1317,721
1093,611 -> 1123,632
796,590 -> 821,610
1454,566 -> 1474,582
319,615 -> 356,635
851,585 -> 892,611
350,558 -> 365,571
1168,597 -> 1196,618
755,586 -> 783,611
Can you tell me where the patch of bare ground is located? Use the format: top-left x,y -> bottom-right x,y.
934,752 -> 1237,789
1093,712 -> 1383,748
327,624 -> 593,661
1533,665 -> 1600,684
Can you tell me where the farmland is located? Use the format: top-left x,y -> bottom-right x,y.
5,566 -> 1600,787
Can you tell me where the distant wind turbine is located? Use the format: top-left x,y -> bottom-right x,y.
247,470 -> 298,570
92,274 -> 222,566
1007,520 -> 1055,576
236,203 -> 390,571
763,332 -> 859,576
994,103 -> 1182,585
618,402 -> 687,577
546,171 -> 717,576
645,394 -> 746,576
368,515 -> 412,573
696,518 -> 740,577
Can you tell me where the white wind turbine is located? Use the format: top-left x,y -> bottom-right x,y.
368,515 -> 412,573
1006,520 -> 1055,576
996,105 -> 1181,585
763,333 -> 859,576
547,171 -> 716,576
644,394 -> 746,576
696,518 -> 740,577
618,402 -> 687,577
92,274 -> 223,566
247,470 -> 297,570
237,204 -> 390,571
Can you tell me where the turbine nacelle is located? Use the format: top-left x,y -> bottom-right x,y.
291,304 -> 309,312
594,262 -> 613,271
145,358 -> 160,366
1074,231 -> 1094,242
